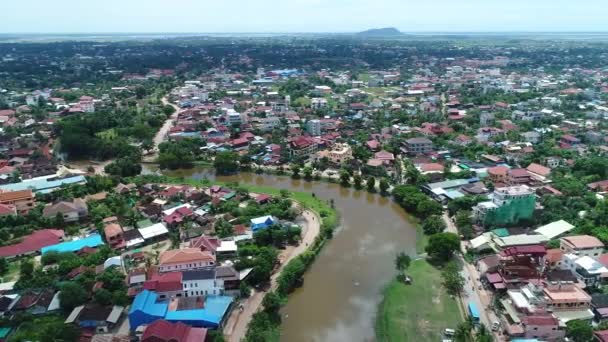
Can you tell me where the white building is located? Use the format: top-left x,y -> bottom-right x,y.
182,269 -> 224,297
306,119 -> 321,136
560,235 -> 604,259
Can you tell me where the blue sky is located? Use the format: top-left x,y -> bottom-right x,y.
2,0 -> 607,33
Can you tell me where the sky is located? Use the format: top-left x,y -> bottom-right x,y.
2,0 -> 608,33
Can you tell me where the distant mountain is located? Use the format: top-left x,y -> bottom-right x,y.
357,27 -> 403,37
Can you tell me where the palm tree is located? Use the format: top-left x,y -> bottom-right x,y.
454,317 -> 474,342
475,324 -> 492,342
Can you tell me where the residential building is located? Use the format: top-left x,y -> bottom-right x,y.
104,223 -> 125,250
0,189 -> 35,215
42,198 -> 88,222
78,96 -> 95,113
473,185 -> 536,226
507,168 -> 531,185
64,304 -> 123,333
543,281 -> 592,314
487,165 -> 509,184
182,269 -> 223,297
289,136 -> 318,160
520,315 -> 564,341
158,248 -> 216,273
306,119 -> 321,136
250,215 -> 278,232
403,137 -> 433,154
560,254 -> 608,288
0,229 -> 64,258
141,320 -> 207,342
534,220 -> 575,240
560,235 -> 604,259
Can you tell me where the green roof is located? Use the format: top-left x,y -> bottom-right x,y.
137,219 -> 154,228
492,228 -> 510,237
0,328 -> 10,338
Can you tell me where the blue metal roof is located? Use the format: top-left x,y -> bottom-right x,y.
41,234 -> 104,254
130,290 -> 168,318
165,295 -> 232,326
0,175 -> 86,193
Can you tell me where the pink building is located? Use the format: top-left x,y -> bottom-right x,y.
521,315 -> 565,341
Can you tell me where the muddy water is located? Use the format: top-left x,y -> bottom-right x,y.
151,166 -> 417,342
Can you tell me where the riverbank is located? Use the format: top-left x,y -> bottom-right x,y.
375,259 -> 462,342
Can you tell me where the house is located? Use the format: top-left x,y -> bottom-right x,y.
158,248 -> 216,273
10,289 -> 55,315
64,305 -> 123,333
560,254 -> 608,288
141,320 -> 207,342
0,229 -> 64,258
315,143 -> 353,165
534,220 -> 575,240
526,163 -> 551,180
588,180 -> 608,192
403,137 -> 433,154
560,235 -> 604,259
0,189 -> 35,215
520,315 -> 564,341
42,198 -> 88,222
596,330 -> 608,342
143,272 -> 183,299
592,294 -> 608,322
104,223 -> 125,250
507,168 -> 531,185
487,165 -> 509,184
250,215 -> 277,231
543,281 -> 593,320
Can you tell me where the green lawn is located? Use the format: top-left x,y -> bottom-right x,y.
375,260 -> 462,342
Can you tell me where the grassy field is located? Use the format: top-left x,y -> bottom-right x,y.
375,260 -> 462,342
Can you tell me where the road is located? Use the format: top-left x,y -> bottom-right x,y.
143,96 -> 180,162
442,213 -> 505,341
222,209 -> 321,342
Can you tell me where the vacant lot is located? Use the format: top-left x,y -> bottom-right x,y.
376,259 -> 462,342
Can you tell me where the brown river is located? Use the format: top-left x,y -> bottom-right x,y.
147,166 -> 417,342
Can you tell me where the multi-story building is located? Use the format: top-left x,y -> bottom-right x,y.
543,281 -> 592,313
158,248 -> 216,273
403,137 -> 433,154
473,185 -> 536,226
520,315 -> 565,341
289,136 -> 318,160
560,235 -> 604,259
315,143 -> 353,165
225,109 -> 244,126
79,96 -> 95,113
182,269 -> 223,297
0,189 -> 35,215
306,119 -> 321,136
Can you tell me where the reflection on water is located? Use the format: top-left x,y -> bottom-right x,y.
148,165 -> 417,342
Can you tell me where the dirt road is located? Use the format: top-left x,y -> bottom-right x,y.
222,209 -> 321,342
143,97 -> 180,162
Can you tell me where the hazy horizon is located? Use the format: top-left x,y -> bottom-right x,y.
2,0 -> 608,34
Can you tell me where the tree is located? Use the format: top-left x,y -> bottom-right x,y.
290,165 -> 301,179
104,157 -> 142,177
94,288 -> 113,306
425,232 -> 460,262
441,261 -> 465,295
379,178 -> 390,194
59,282 -> 88,311
303,166 -> 313,181
454,317 -> 473,342
339,170 -> 350,187
0,258 -> 7,276
394,252 -> 411,272
19,259 -> 34,279
475,324 -> 492,342
366,176 -> 376,192
262,291 -> 282,315
162,104 -> 176,116
239,283 -> 251,298
353,174 -> 363,189
422,215 -> 446,235
141,138 -> 154,152
214,151 -> 239,175
566,320 -> 593,342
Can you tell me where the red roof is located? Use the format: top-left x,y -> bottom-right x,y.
0,229 -> 64,258
142,320 -> 207,342
501,245 -> 546,257
485,273 -> 503,284
144,272 -> 183,292
522,315 -> 558,326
